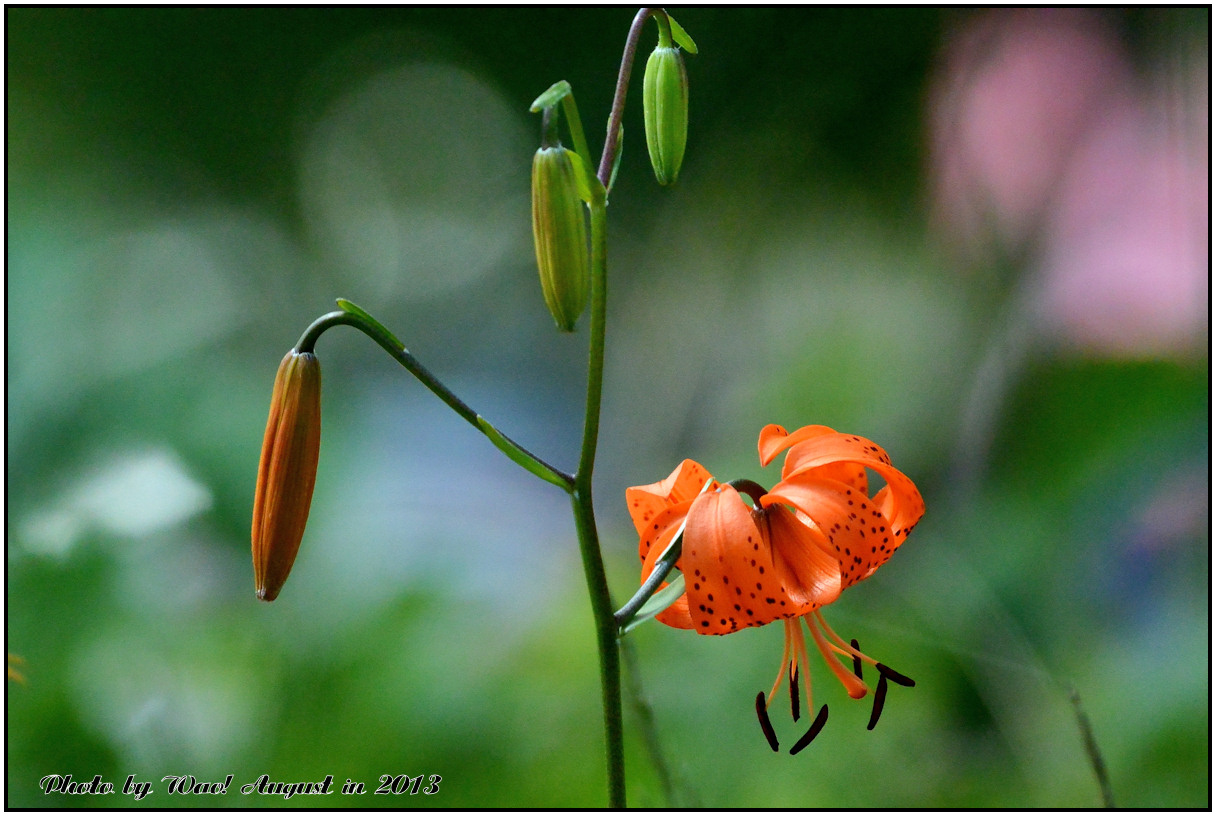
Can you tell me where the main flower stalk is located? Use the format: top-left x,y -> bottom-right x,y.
572,178 -> 625,808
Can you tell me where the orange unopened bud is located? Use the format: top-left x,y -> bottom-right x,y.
252,349 -> 321,601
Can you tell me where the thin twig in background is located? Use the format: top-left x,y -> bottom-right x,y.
620,638 -> 698,808
1069,685 -> 1116,808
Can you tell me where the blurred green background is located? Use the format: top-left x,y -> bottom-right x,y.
7,7 -> 1209,808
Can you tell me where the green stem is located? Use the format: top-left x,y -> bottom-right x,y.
571,197 -> 624,807
614,533 -> 681,630
653,9 -> 673,48
598,7 -> 658,186
573,8 -> 682,803
297,302 -> 574,492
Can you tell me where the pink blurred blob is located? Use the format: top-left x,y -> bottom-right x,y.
1036,85 -> 1208,356
930,9 -> 1130,253
929,8 -> 1208,357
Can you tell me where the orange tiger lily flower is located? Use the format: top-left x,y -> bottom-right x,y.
627,424 -> 925,753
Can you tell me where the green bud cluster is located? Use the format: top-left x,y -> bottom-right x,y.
642,45 -> 689,186
531,146 -> 590,331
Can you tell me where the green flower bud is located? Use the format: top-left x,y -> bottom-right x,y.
531,146 -> 590,332
643,45 -> 689,185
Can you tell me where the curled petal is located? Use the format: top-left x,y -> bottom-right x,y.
778,430 -> 894,476
871,480 -> 925,551
640,538 -> 694,630
780,432 -> 925,540
809,460 -> 868,495
765,504 -> 842,608
683,486 -> 788,635
780,432 -> 893,478
764,477 -> 895,590
636,501 -> 690,570
626,458 -> 716,535
757,424 -> 837,468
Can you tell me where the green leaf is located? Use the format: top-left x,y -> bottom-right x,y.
566,149 -> 595,204
621,574 -> 686,635
477,416 -> 573,490
667,14 -> 698,54
607,123 -> 624,194
530,80 -> 572,112
335,298 -> 405,349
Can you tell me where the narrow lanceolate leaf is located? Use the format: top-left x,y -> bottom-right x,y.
607,122 -> 624,194
336,298 -> 406,350
252,349 -> 322,601
621,574 -> 687,635
566,149 -> 595,205
476,415 -> 571,490
530,80 -> 572,112
666,14 -> 698,54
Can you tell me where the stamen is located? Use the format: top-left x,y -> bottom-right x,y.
796,623 -> 814,720
789,704 -> 829,755
866,674 -> 888,730
813,610 -> 875,665
877,663 -> 916,687
755,691 -> 779,752
789,666 -> 801,722
766,620 -> 796,706
806,614 -> 869,699
850,638 -> 863,680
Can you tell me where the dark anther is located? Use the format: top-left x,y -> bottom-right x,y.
866,673 -> 889,730
850,638 -> 863,680
789,704 -> 829,755
755,692 -> 779,752
789,667 -> 801,722
876,663 -> 915,687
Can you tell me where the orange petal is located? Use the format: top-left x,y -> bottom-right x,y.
781,431 -> 890,480
872,482 -> 925,552
639,536 -> 694,629
626,458 -> 715,535
757,424 -> 837,468
809,461 -> 868,494
765,504 -> 842,608
637,502 -> 694,629
764,476 -> 895,591
636,501 -> 691,567
780,432 -> 925,539
682,485 -> 792,635
656,596 -> 694,629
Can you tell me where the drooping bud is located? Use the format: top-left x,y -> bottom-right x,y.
252,349 -> 321,601
642,45 -> 689,185
531,146 -> 590,331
